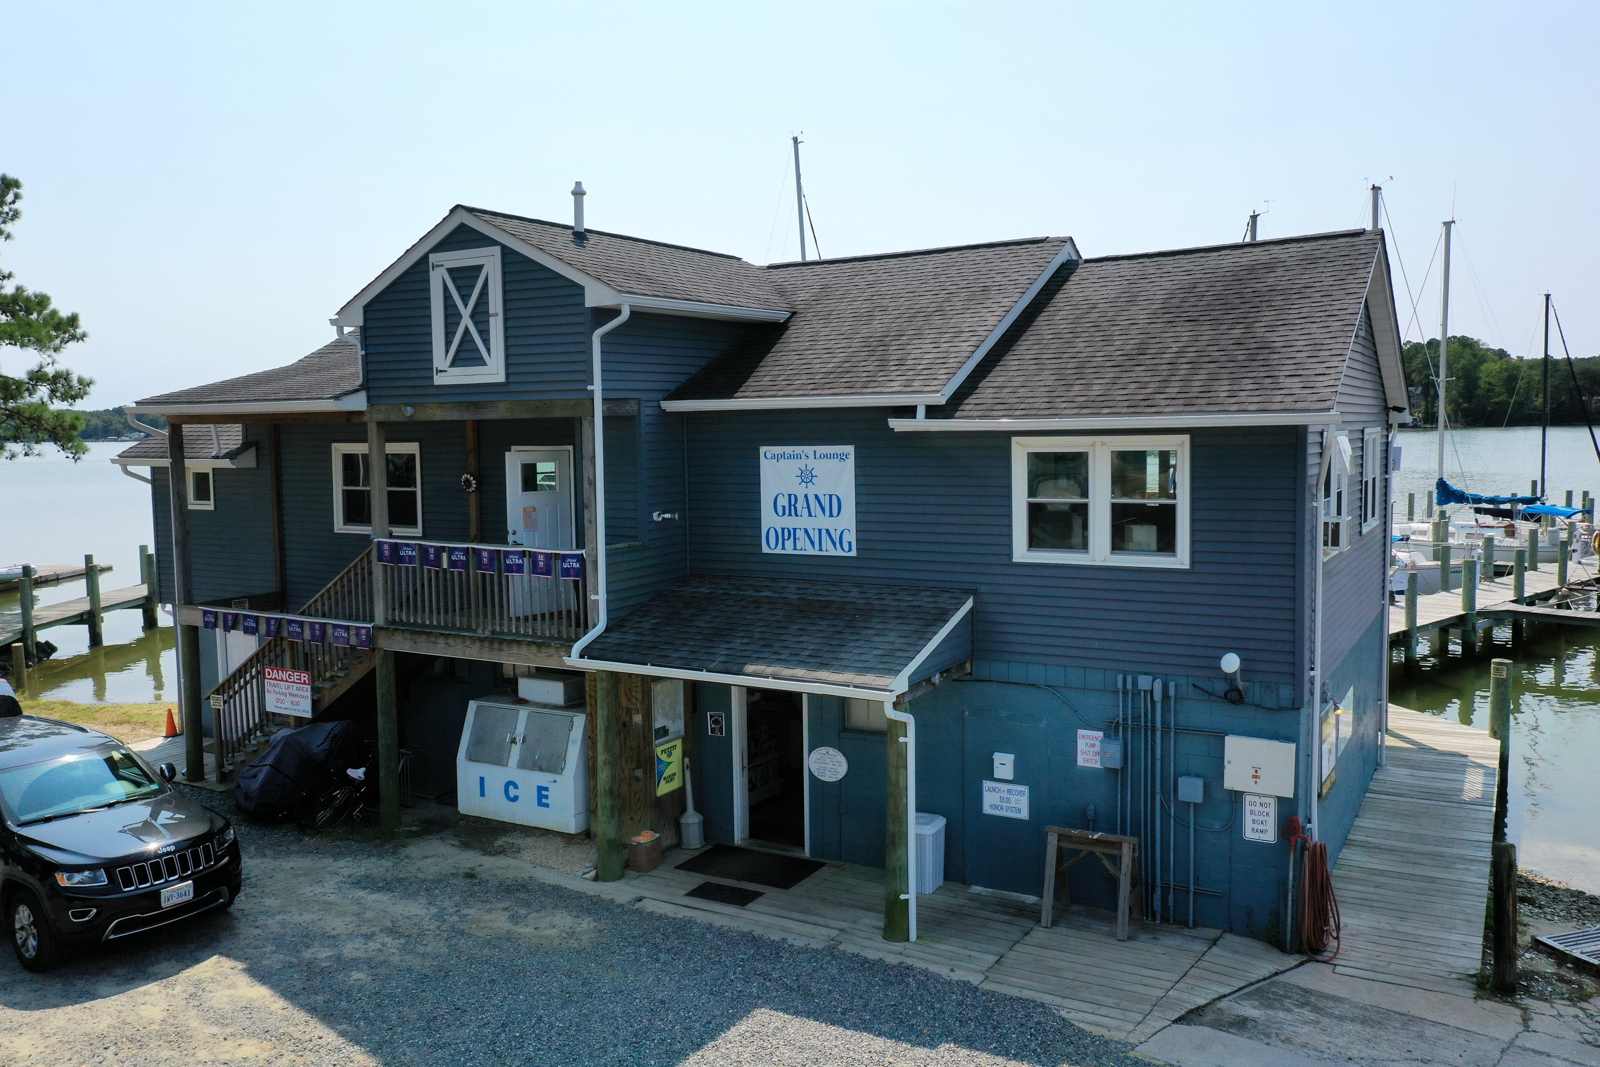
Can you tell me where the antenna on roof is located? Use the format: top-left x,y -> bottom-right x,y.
572,181 -> 586,238
791,136 -> 807,261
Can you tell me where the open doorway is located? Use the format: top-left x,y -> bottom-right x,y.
743,689 -> 806,849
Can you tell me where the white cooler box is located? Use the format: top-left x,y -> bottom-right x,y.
457,697 -> 589,834
915,812 -> 946,894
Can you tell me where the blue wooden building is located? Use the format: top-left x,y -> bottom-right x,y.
117,195 -> 1408,944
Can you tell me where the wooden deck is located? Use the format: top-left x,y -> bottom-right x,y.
1385,563 -> 1596,639
0,583 -> 151,646
131,732 -> 223,788
0,562 -> 111,593
614,851 -> 1297,1041
1330,704 -> 1499,996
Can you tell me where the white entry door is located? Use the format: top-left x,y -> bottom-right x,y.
505,447 -> 575,548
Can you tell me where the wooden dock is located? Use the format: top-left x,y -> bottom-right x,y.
0,584 -> 153,647
4,550 -> 160,691
0,561 -> 110,593
1331,704 -> 1499,996
1388,563 -> 1592,640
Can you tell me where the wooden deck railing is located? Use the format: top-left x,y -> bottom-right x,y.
378,542 -> 589,642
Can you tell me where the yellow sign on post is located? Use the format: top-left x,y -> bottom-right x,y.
654,738 -> 684,796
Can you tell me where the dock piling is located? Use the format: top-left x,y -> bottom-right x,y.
1513,548 -> 1526,602
1425,495 -> 1434,519
1462,559 -> 1479,653
84,554 -> 103,647
1487,658 -> 1517,994
1483,535 -> 1496,579
1565,490 -> 1574,508
1558,530 -> 1570,587
1404,571 -> 1419,667
139,546 -> 159,629
18,565 -> 36,663
1527,527 -> 1540,572
1439,544 -> 1453,594
1407,492 -> 1415,522
9,643 -> 25,694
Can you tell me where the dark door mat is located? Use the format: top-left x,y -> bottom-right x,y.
674,844 -> 825,889
685,881 -> 764,907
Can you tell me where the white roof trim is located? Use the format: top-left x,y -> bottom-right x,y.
127,391 -> 367,416
891,596 -> 973,692
335,207 -> 790,327
937,240 -> 1081,404
888,411 -> 1344,432
1362,247 -> 1410,419
110,443 -> 258,470
662,393 -> 941,413
560,658 -> 899,702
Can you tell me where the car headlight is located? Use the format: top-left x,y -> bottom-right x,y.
217,827 -> 235,850
55,869 -> 108,887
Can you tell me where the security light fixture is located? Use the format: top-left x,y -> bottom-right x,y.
1220,653 -> 1245,704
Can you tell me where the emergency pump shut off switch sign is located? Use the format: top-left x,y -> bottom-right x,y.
760,446 -> 856,555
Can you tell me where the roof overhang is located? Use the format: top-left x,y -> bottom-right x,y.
662,392 -> 940,413
887,410 -> 1344,432
127,391 -> 367,417
110,443 -> 257,469
1361,244 -> 1411,423
334,207 -> 790,328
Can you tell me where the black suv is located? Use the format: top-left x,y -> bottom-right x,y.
0,716 -> 242,970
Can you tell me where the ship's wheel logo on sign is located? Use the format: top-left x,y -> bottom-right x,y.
795,464 -> 818,488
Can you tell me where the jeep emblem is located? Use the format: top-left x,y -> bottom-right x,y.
157,844 -> 177,854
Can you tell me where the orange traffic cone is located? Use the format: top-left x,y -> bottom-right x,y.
164,708 -> 180,737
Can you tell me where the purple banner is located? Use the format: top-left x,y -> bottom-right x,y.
354,625 -> 372,649
331,622 -> 351,647
264,616 -> 282,639
397,542 -> 419,567
221,611 -> 238,633
201,609 -> 217,631
502,549 -> 527,576
286,618 -> 305,642
447,546 -> 469,572
241,614 -> 259,636
559,553 -> 584,581
532,551 -> 553,577
475,547 -> 497,574
423,544 -> 444,570
308,621 -> 327,644
375,540 -> 396,566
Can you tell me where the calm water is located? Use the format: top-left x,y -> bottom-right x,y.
0,440 -> 175,703
1393,426 -> 1600,894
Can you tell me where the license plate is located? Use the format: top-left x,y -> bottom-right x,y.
160,881 -> 194,909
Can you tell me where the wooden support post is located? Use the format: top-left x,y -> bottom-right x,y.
1491,841 -> 1518,994
181,623 -> 203,781
1431,514 -> 1445,561
167,426 -> 205,780
1488,658 -> 1511,841
269,424 -> 287,604
1462,559 -> 1478,653
884,703 -> 911,943
594,670 -> 624,881
1483,536 -> 1496,579
1527,527 -> 1539,572
1404,571 -> 1419,667
139,545 -> 158,629
1439,543 -> 1452,593
1406,492 -> 1415,522
1558,531 -> 1570,586
18,565 -> 36,663
1531,478 -> 1539,497
1513,548 -> 1526,602
84,553 -> 103,647
10,642 -> 26,695
1565,489 -> 1574,508
368,419 -> 389,626
1425,494 -> 1434,519
375,648 -> 400,832
465,419 -> 481,543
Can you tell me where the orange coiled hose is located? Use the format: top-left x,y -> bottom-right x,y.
1298,839 -> 1341,960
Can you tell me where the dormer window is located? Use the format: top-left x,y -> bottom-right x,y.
429,246 -> 505,384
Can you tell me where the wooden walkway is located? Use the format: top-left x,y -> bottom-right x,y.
615,852 -> 1296,1041
131,733 -> 223,787
0,583 -> 150,646
1330,705 -> 1498,996
0,562 -> 110,593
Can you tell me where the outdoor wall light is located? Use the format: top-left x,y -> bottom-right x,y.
1219,653 -> 1245,705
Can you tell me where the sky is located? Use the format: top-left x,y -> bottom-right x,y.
4,1 -> 1598,408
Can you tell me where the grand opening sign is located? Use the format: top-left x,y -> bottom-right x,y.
759,446 -> 856,555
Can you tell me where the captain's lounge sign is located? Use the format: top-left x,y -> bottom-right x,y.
759,446 -> 856,556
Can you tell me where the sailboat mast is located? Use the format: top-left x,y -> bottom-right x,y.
1541,292 -> 1551,498
1436,220 -> 1453,486
792,135 -> 808,262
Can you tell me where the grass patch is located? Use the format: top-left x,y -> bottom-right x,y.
20,700 -> 176,744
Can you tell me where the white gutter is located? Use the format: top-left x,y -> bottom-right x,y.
119,465 -> 153,485
889,411 -> 1345,432
127,392 -> 367,417
124,406 -> 167,439
1310,426 -> 1328,842
884,701 -> 918,942
568,304 -> 632,660
334,319 -> 364,388
601,294 -> 789,323
662,392 -> 942,413
563,658 -> 897,702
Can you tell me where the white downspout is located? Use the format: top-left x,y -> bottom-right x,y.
884,700 -> 918,942
569,304 -> 632,660
1310,427 -> 1328,841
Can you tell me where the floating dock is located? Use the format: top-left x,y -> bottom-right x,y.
2,548 -> 161,690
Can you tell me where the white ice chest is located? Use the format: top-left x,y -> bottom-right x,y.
457,696 -> 589,834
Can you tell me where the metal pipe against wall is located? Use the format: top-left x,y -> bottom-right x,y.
1168,680 -> 1177,923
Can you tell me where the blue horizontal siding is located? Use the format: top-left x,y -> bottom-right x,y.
148,428 -> 277,605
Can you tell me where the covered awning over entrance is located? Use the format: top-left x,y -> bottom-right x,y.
573,575 -> 974,699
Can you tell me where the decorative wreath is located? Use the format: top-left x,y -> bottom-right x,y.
460,473 -> 479,494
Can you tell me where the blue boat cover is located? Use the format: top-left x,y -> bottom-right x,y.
1520,504 -> 1593,518
1436,478 -> 1541,507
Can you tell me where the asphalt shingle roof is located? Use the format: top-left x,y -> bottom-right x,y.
582,575 -> 973,691
468,209 -> 788,313
665,238 -> 1071,402
940,230 -> 1383,420
114,425 -> 247,462
135,338 -> 360,408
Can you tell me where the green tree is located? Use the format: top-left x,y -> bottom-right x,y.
1403,335 -> 1600,430
0,174 -> 92,459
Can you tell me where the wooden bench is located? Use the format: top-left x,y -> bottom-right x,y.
1040,826 -> 1141,941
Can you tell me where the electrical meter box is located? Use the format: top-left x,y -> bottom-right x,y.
458,697 -> 589,833
1223,735 -> 1296,798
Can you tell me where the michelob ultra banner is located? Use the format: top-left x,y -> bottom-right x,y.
559,553 -> 583,580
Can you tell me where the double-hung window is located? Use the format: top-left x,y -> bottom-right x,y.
1360,428 -> 1383,531
1012,436 -> 1190,568
429,246 -> 505,384
332,442 -> 422,536
1322,433 -> 1352,555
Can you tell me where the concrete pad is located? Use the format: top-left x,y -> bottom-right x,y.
1277,962 -> 1525,1040
1497,1048 -> 1584,1067
1135,1024 -> 1338,1067
1510,1031 -> 1600,1066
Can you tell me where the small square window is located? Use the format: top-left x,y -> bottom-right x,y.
844,698 -> 887,733
188,469 -> 214,511
521,461 -> 558,493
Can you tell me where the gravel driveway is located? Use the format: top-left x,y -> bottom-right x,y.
0,787 -> 1145,1067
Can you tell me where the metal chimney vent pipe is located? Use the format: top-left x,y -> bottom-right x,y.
572,181 -> 586,235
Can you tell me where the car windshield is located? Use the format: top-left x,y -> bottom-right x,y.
0,748 -> 164,825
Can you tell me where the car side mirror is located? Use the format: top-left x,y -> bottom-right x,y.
159,763 -> 177,782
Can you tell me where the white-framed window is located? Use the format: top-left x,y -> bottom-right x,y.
1322,433 -> 1352,555
429,245 -> 505,384
1011,436 -> 1190,568
187,469 -> 214,511
1360,428 -> 1383,531
332,442 -> 422,535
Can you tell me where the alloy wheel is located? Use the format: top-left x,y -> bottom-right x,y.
13,903 -> 38,960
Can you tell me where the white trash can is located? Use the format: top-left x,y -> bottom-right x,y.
915,812 -> 946,894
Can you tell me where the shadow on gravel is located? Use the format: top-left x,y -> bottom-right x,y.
0,786 -> 1145,1066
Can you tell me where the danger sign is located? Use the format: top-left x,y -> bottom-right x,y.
264,666 -> 313,718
